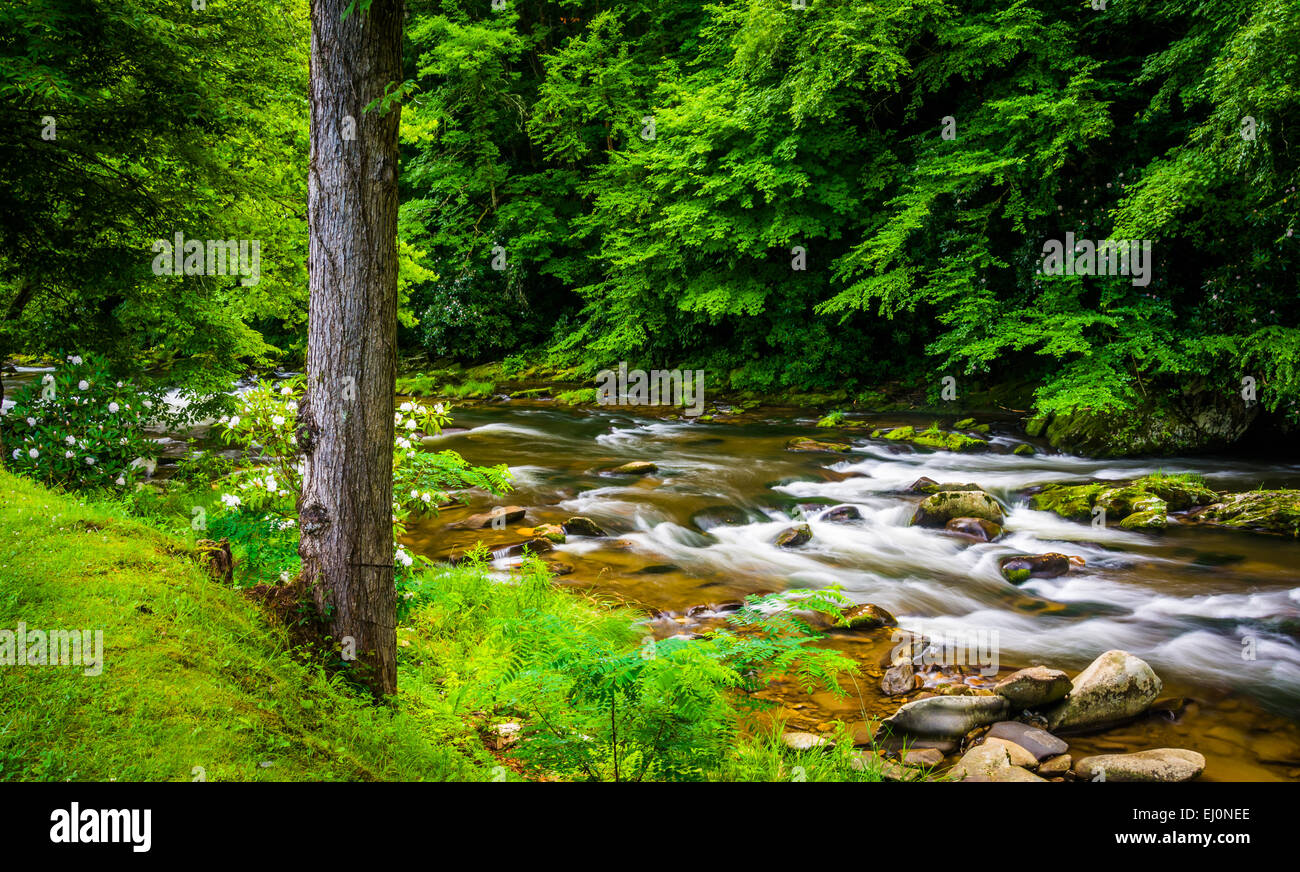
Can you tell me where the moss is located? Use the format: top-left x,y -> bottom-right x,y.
878,424 -> 987,452
816,410 -> 847,427
1032,475 -> 1217,525
1029,482 -> 1109,521
555,388 -> 598,405
1013,443 -> 1036,456
1196,490 -> 1300,537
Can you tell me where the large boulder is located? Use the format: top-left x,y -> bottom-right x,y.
562,516 -> 608,537
950,743 -> 1047,782
1193,490 -> 1300,537
1074,749 -> 1206,783
993,666 -> 1073,709
1045,650 -> 1163,732
911,490 -> 1004,527
1026,385 -> 1257,458
881,694 -> 1008,738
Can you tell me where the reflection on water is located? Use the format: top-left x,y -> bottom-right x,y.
403,405 -> 1300,781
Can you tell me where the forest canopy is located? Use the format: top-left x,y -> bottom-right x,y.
2,0 -> 1296,421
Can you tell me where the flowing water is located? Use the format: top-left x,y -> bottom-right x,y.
6,365 -> 1299,780
405,404 -> 1300,781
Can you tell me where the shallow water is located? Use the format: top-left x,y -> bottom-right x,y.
405,405 -> 1300,781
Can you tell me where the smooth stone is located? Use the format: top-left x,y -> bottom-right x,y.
608,460 -> 658,475
986,721 -> 1069,761
945,516 -> 1004,541
993,666 -> 1073,708
837,602 -> 896,630
911,490 -> 1004,527
820,504 -> 862,523
1038,754 -> 1072,776
1074,749 -> 1206,783
781,731 -> 833,752
1046,650 -> 1163,732
999,552 -> 1072,583
881,661 -> 915,696
882,694 -> 1008,738
984,737 -> 1039,769
903,748 -> 945,767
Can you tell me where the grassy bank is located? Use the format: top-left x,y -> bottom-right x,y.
0,469 -> 885,782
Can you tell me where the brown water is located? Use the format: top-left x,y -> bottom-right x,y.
404,404 -> 1300,781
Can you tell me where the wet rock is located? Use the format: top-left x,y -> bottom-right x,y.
774,523 -> 813,548
907,477 -> 984,495
781,731 -> 833,752
533,524 -> 566,544
999,552 -> 1073,584
945,516 -> 1004,542
608,460 -> 657,475
820,504 -> 862,523
785,437 -> 851,453
1118,495 -> 1169,530
1038,754 -> 1071,776
881,662 -> 916,696
837,603 -> 896,630
1045,650 -> 1163,732
1012,443 -> 1036,456
903,748 -> 945,767
494,538 -> 554,559
1031,475 -> 1219,524
986,721 -> 1069,761
911,490 -> 1005,527
993,666 -> 1073,708
1193,490 -> 1300,537
454,506 -> 527,529
873,425 -> 988,452
882,694 -> 1008,738
1074,749 -> 1206,783
543,560 -> 574,576
562,516 -> 607,537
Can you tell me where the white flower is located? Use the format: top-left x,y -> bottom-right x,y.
25,417 -> 35,427
64,451 -> 75,459
68,355 -> 82,365
41,373 -> 54,385
228,415 -> 240,428
85,456 -> 95,466
78,380 -> 89,391
394,412 -> 402,424
272,415 -> 285,426
11,449 -> 20,460
404,419 -> 417,430
116,381 -> 123,388
400,402 -> 414,412
434,403 -> 445,415
108,402 -> 120,414
28,448 -> 39,459
264,476 -> 277,492
220,494 -> 241,508
280,386 -> 292,397
410,489 -> 419,499
64,435 -> 75,445
115,476 -> 125,486
396,437 -> 410,450
395,548 -> 414,568
286,401 -> 297,412
420,492 -> 431,503
143,400 -> 153,409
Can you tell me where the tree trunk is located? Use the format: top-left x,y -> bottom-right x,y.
299,0 -> 404,698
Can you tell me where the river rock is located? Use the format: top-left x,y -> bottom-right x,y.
781,731 -> 833,752
1038,753 -> 1071,776
882,694 -> 1008,738
881,662 -> 916,696
950,743 -> 1046,782
562,516 -> 607,537
837,603 -> 896,630
1074,749 -> 1206,782
495,538 -> 554,559
983,737 -> 1039,769
608,460 -> 657,475
1045,650 -> 1163,732
786,437 -> 851,453
993,666 -> 1072,708
945,516 -> 1003,541
999,552 -> 1072,583
903,748 -> 945,767
533,524 -> 566,543
911,490 -> 1004,527
820,504 -> 862,523
907,477 -> 984,495
454,506 -> 526,529
986,721 -> 1069,761
774,524 -> 812,548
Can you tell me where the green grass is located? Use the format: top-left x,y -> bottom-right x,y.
0,469 -> 494,781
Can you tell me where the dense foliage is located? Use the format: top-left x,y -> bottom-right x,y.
3,0 -> 1297,421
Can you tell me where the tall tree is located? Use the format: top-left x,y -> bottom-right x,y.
299,0 -> 405,697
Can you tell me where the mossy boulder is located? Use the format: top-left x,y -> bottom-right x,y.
533,524 -> 567,544
836,603 -> 897,630
999,553 -> 1073,584
1194,490 -> 1300,537
1030,474 -> 1217,525
774,524 -> 813,548
786,437 -> 851,453
1027,385 -> 1257,458
912,490 -> 1004,527
907,476 -> 984,494
1012,443 -> 1036,456
874,425 -> 988,452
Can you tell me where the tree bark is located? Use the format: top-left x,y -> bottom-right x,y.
300,0 -> 404,697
